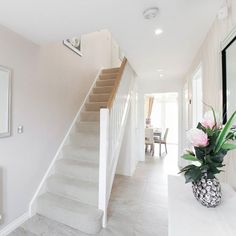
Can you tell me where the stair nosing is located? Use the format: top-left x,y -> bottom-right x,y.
94,86 -> 113,88
78,121 -> 99,124
96,81 -> 115,84
63,144 -> 99,151
86,101 -> 107,104
95,85 -> 115,88
71,131 -> 99,136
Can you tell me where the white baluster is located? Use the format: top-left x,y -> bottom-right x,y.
99,108 -> 109,227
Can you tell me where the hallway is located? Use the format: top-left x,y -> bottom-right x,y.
10,145 -> 179,236
108,144 -> 179,235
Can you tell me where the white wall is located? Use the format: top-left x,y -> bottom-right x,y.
137,78 -> 184,162
184,0 -> 236,188
111,38 -> 122,68
0,26 -> 112,230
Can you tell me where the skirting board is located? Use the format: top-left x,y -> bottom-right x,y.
0,212 -> 30,236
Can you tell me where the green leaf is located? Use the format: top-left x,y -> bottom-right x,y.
208,165 -> 222,175
226,131 -> 236,140
194,147 -> 206,161
197,122 -> 206,131
222,143 -> 236,150
184,166 -> 202,183
215,111 -> 236,153
206,128 -> 214,136
186,150 -> 195,156
178,164 -> 196,174
182,154 -> 199,162
211,149 -> 227,163
207,172 -> 215,179
200,164 -> 209,172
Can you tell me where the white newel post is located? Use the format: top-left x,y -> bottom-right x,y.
99,108 -> 109,227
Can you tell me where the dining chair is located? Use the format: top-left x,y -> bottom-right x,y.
154,128 -> 169,157
153,128 -> 162,139
145,128 -> 154,156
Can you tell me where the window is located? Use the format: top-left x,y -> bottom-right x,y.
192,65 -> 203,127
150,93 -> 179,144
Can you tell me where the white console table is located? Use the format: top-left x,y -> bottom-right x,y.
168,175 -> 236,236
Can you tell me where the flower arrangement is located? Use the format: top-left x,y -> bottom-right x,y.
180,107 -> 236,183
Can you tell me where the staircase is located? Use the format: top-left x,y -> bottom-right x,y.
36,67 -> 120,235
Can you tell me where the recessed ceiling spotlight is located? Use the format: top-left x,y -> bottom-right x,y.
143,7 -> 159,20
155,28 -> 163,35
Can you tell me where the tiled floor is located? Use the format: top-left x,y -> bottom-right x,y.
10,144 -> 179,236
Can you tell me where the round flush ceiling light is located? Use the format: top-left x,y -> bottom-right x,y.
143,7 -> 159,20
155,28 -> 163,35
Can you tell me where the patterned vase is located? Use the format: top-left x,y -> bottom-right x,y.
192,174 -> 222,208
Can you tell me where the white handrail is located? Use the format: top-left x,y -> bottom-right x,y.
99,62 -> 135,227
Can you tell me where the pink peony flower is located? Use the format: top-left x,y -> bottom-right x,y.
187,128 -> 208,147
201,119 -> 215,129
201,110 -> 219,129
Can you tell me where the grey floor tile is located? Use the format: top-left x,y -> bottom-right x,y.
8,227 -> 37,236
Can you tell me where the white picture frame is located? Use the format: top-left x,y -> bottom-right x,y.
0,65 -> 11,138
63,38 -> 82,57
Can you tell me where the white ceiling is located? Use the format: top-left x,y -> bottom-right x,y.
0,0 -> 223,80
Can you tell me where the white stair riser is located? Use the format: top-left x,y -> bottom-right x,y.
80,112 -> 100,121
47,178 -> 98,206
63,153 -> 99,164
62,147 -> 99,163
37,195 -> 102,234
69,133 -> 99,147
55,161 -> 99,183
76,122 -> 99,133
